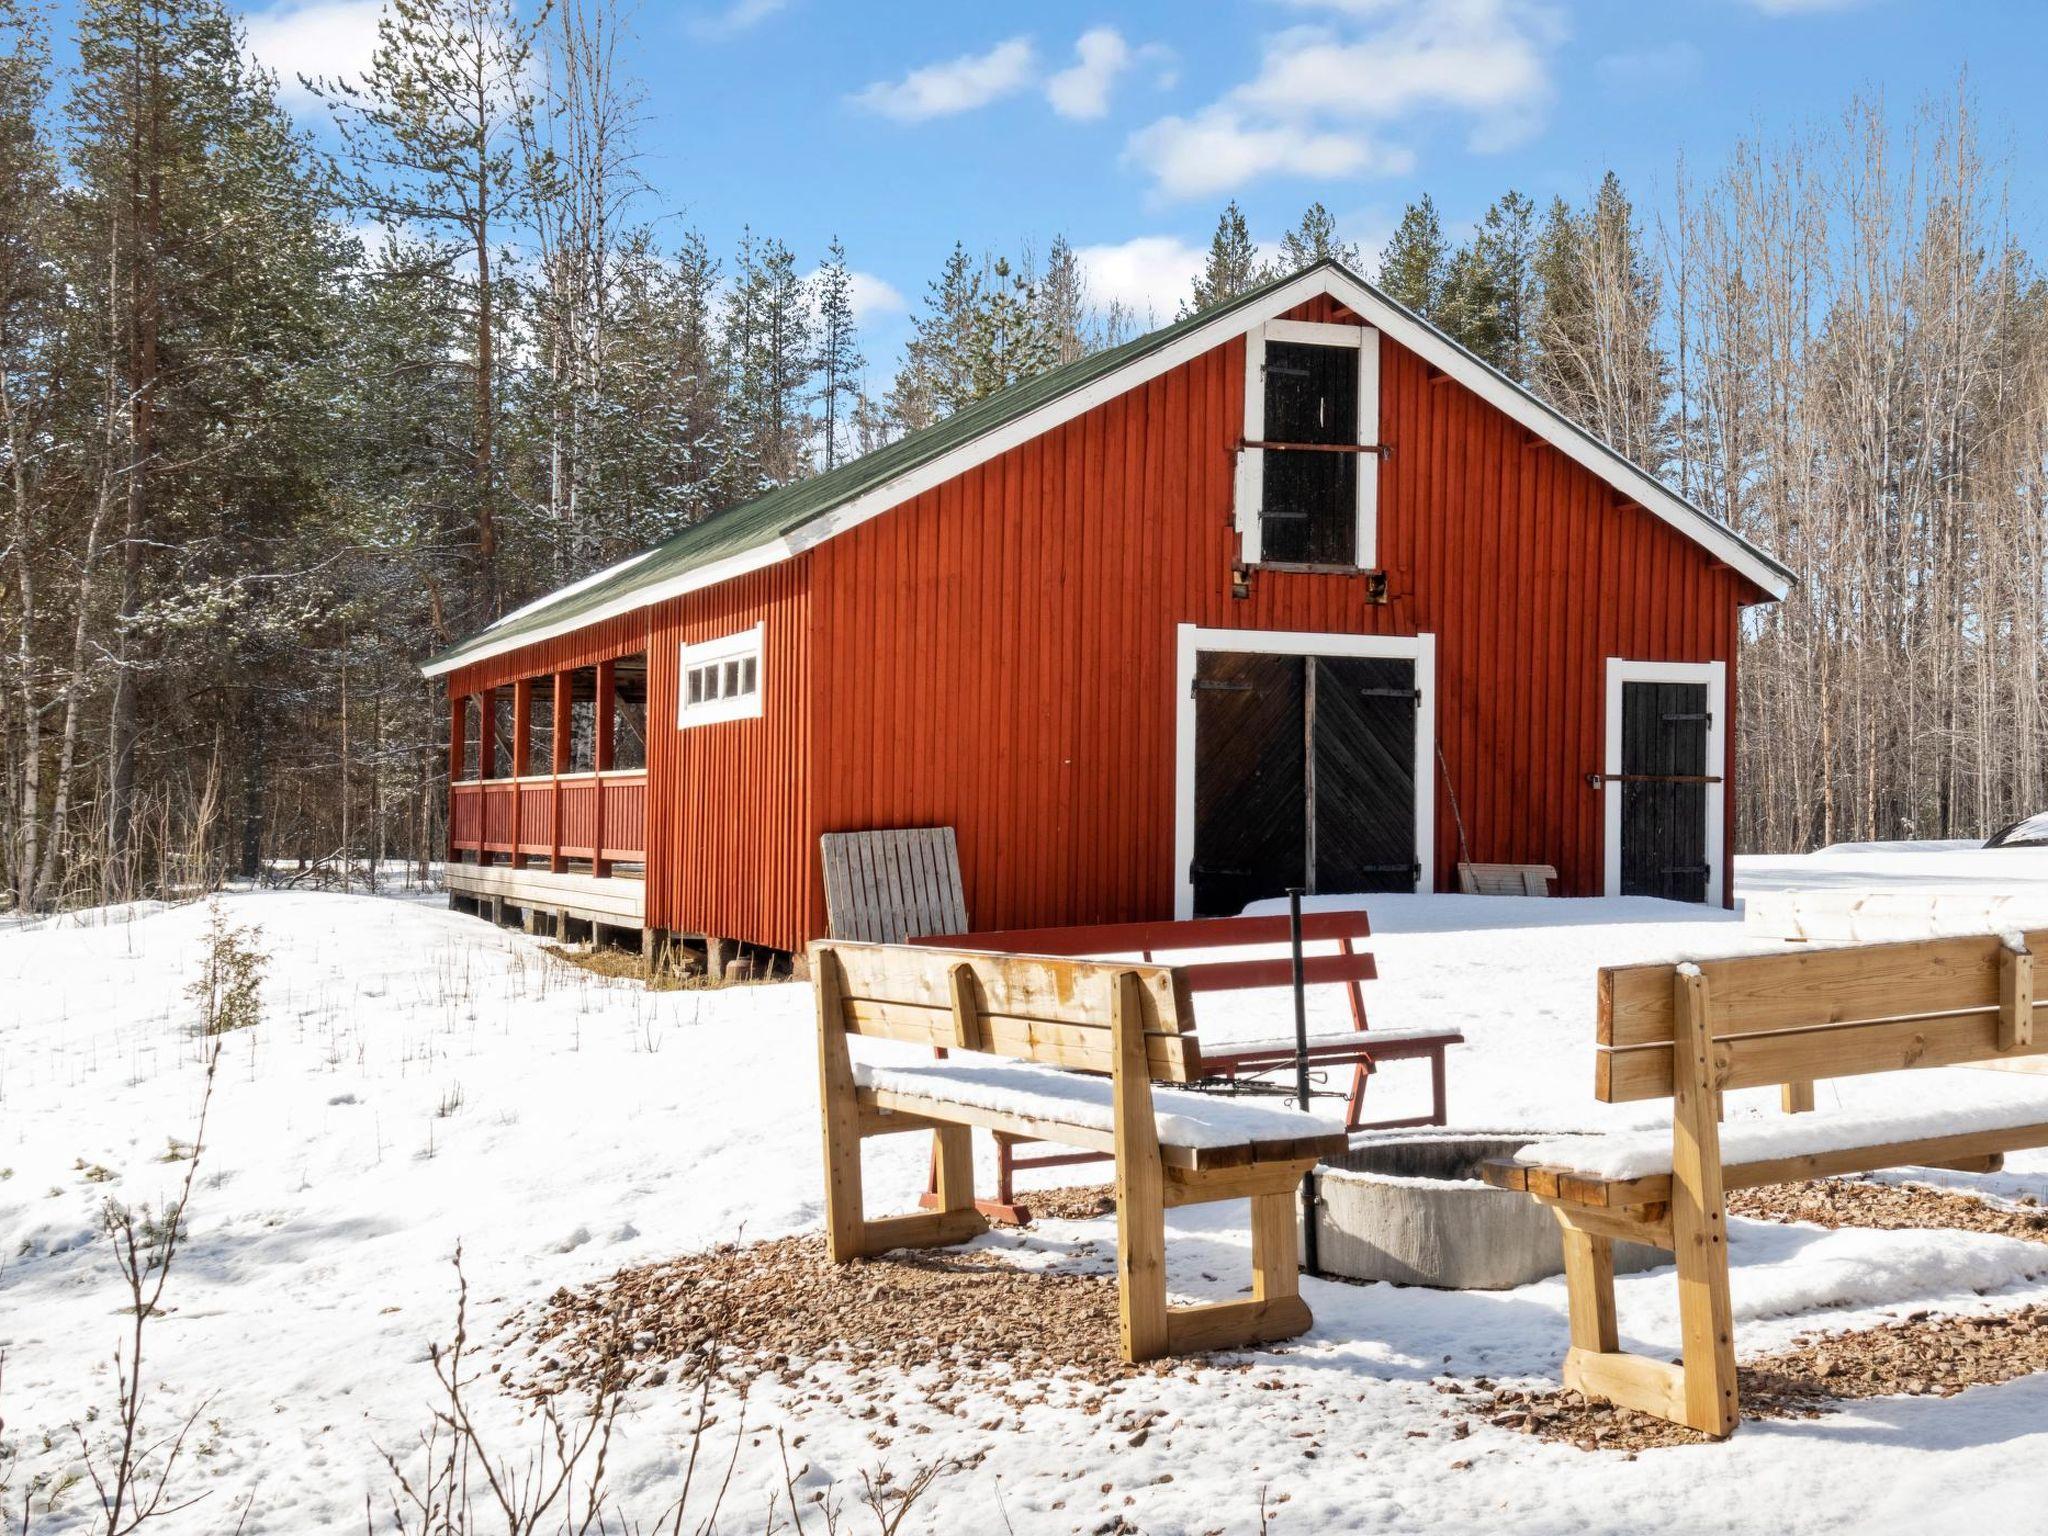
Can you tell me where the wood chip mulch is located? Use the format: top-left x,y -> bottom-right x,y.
1480,1176 -> 2048,1451
504,1233 -> 1229,1416
1728,1177 -> 2048,1240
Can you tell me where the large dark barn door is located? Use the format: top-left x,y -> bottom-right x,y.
1311,656 -> 1418,895
1191,649 -> 1419,917
1190,652 -> 1305,919
1619,680 -> 1710,903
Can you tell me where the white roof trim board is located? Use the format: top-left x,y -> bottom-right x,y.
423,266 -> 1790,678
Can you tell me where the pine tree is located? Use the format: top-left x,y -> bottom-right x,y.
313,0 -> 541,626
1437,244 -> 1506,363
1376,196 -> 1449,317
720,228 -> 814,492
1277,202 -> 1360,272
1037,235 -> 1090,365
966,257 -> 1057,399
1533,175 -> 1674,471
1476,190 -> 1538,383
906,242 -> 982,416
812,236 -> 864,471
1186,201 -> 1264,314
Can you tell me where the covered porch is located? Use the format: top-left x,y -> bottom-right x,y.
445,653 -> 650,936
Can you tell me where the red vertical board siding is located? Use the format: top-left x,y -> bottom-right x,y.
642,560 -> 815,949
804,326 -> 1757,934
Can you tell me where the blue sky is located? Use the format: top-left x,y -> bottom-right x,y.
229,0 -> 2048,372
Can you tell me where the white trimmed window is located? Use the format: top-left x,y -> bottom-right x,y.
677,623 -> 764,727
1235,318 -> 1381,569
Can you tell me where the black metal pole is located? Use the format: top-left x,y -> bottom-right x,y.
1288,886 -> 1319,1276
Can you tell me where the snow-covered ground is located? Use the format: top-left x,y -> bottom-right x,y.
6,850 -> 2048,1532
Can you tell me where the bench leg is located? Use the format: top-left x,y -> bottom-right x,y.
1550,1204 -> 1693,1428
1250,1189 -> 1299,1305
1429,1046 -> 1448,1126
1115,1148 -> 1170,1362
1560,1224 -> 1619,1354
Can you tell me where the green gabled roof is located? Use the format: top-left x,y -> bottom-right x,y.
425,257 -> 1793,678
423,266 -> 1308,675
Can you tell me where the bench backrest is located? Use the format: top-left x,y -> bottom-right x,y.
910,912 -> 1374,1027
820,827 -> 968,944
812,940 -> 1201,1082
1594,930 -> 2042,1103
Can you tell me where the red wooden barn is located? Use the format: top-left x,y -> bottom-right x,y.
423,260 -> 1793,961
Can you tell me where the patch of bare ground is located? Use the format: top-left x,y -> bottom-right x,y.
505,1233 -> 1250,1419
1729,1176 -> 2048,1240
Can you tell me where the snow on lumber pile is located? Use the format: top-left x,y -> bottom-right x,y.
1515,1086 -> 2048,1181
853,1057 -> 1346,1151
1746,887 -> 2048,944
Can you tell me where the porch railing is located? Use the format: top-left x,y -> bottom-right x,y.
448,770 -> 647,872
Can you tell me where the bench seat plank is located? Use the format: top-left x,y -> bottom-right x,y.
1205,1026 -> 1464,1064
853,1057 -> 1349,1167
1511,1086 -> 2048,1183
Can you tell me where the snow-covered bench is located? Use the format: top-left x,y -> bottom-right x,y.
813,940 -> 1348,1363
1482,930 -> 2048,1437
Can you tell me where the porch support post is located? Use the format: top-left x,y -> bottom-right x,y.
447,693 -> 466,862
551,672 -> 572,873
511,678 -> 533,868
593,659 -> 615,878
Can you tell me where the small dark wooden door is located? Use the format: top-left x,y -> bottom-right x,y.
1619,680 -> 1711,903
1192,650 -> 1417,916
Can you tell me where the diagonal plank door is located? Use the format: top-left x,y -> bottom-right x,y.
1311,655 -> 1417,894
1192,652 -> 1306,917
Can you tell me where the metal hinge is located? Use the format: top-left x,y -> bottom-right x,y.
1192,679 -> 1255,697
1361,687 -> 1422,705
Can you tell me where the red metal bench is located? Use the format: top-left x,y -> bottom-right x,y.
910,911 -> 1463,1223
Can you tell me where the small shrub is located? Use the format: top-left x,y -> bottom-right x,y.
187,903 -> 265,1037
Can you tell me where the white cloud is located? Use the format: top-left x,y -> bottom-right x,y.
1071,235 -> 1206,321
1124,0 -> 1562,198
1127,107 -> 1410,201
851,37 -> 1037,122
846,271 -> 907,322
242,0 -> 384,104
1046,26 -> 1131,120
1234,1 -> 1559,149
688,0 -> 789,38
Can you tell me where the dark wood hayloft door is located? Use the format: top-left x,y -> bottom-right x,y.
1311,656 -> 1418,894
1260,341 -> 1358,565
1190,652 -> 1306,920
1191,650 -> 1418,916
1619,680 -> 1711,903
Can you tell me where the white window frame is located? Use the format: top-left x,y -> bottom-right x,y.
1173,624 -> 1435,919
1602,658 -> 1727,907
677,622 -> 765,728
1235,319 -> 1381,569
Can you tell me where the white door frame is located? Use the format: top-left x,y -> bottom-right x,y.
1174,625 -> 1437,920
1602,658 -> 1727,907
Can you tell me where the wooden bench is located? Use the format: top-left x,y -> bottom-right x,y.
911,913 -> 1463,1222
1482,930 -> 2048,1436
1456,861 -> 1557,896
813,940 -> 1349,1362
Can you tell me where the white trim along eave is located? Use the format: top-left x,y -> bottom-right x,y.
424,265 -> 1792,680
